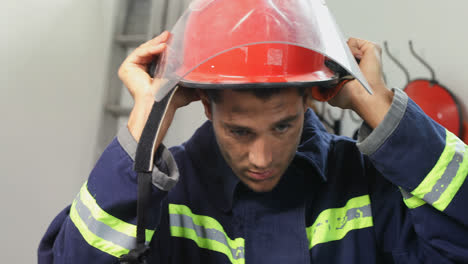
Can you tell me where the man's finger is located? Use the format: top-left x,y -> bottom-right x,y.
140,31 -> 170,49
126,42 -> 166,66
347,38 -> 365,59
124,30 -> 169,63
347,38 -> 381,59
134,43 -> 166,62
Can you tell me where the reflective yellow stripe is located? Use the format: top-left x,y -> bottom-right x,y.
69,182 -> 155,257
79,182 -> 155,240
411,131 -> 458,197
70,199 -> 129,257
403,195 -> 426,209
411,130 -> 468,211
434,142 -> 468,211
169,204 -> 245,264
306,195 -> 373,249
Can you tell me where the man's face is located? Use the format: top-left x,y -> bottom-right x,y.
201,88 -> 307,192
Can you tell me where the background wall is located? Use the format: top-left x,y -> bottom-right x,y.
1,0 -> 467,263
324,0 -> 468,136
0,1 -> 118,262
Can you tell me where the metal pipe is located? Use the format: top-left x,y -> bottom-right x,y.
409,40 -> 437,81
383,41 -> 411,83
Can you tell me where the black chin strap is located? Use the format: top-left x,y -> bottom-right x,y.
119,87 -> 178,264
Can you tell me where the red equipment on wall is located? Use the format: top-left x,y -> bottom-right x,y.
384,41 -> 467,143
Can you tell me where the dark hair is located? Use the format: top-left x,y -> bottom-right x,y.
204,87 -> 306,103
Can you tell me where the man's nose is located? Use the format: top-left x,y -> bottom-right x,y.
248,137 -> 273,169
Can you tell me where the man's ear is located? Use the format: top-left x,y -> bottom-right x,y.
303,87 -> 312,110
197,89 -> 213,121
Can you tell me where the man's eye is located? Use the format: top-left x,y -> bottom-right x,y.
275,124 -> 291,133
230,129 -> 250,137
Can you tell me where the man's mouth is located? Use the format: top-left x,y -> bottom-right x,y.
246,170 -> 274,181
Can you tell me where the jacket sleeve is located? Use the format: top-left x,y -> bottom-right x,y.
357,88 -> 468,262
38,127 -> 179,264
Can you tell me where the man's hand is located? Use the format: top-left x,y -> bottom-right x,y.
328,38 -> 394,129
119,31 -> 169,103
118,31 -> 199,142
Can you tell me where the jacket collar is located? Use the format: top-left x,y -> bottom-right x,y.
296,108 -> 332,183
184,108 -> 331,212
184,121 -> 240,212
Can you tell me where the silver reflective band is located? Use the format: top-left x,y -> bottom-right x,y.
74,192 -> 137,250
336,204 -> 372,229
400,188 -> 413,200
306,195 -> 373,249
311,204 -> 372,232
170,213 -> 245,259
423,141 -> 465,204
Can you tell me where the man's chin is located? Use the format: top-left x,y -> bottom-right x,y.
240,176 -> 281,193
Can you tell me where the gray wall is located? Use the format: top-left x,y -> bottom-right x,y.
0,1 -> 118,262
324,0 -> 468,136
1,0 -> 467,263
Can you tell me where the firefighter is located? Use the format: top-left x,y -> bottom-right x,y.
39,0 -> 468,263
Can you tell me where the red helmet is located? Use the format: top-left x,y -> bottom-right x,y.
154,0 -> 371,101
181,43 -> 337,90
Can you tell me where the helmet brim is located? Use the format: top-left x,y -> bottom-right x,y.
179,74 -> 340,90
153,0 -> 372,101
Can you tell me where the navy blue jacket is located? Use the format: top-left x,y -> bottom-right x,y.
39,89 -> 468,263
